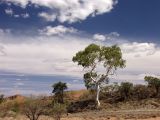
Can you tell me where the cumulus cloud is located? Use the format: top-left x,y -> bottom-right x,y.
2,0 -> 118,23
4,7 -> 30,19
21,13 -> 30,18
93,34 -> 106,41
5,8 -> 13,16
38,12 -> 56,22
121,42 -> 157,57
13,14 -> 20,18
106,32 -> 120,40
93,32 -> 120,41
39,25 -> 77,36
13,13 -> 30,18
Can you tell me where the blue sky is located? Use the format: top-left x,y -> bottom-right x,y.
0,0 -> 160,96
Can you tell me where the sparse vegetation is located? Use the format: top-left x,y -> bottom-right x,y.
51,102 -> 67,120
22,98 -> 49,120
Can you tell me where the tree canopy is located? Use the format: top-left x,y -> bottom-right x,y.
52,82 -> 68,103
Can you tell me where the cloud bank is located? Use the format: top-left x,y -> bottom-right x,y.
2,0 -> 118,23
39,25 -> 77,36
0,29 -> 160,82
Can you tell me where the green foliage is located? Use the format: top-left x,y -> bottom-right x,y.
73,43 -> 126,89
52,82 -> 68,103
83,72 -> 97,89
73,44 -> 101,67
145,76 -> 160,97
119,82 -> 133,100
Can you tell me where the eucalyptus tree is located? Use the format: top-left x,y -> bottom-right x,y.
73,44 -> 126,106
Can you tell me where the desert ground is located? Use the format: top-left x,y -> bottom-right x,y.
1,110 -> 160,120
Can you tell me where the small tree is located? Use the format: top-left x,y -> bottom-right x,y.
119,82 -> 133,100
145,76 -> 160,97
73,44 -> 126,106
22,99 -> 48,120
52,82 -> 68,103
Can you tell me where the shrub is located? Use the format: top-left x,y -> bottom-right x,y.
0,101 -> 16,118
119,82 -> 133,100
132,85 -> 150,100
0,94 -> 4,104
145,76 -> 160,97
51,102 -> 67,120
22,98 -> 49,120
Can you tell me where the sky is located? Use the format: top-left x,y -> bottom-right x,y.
0,0 -> 160,96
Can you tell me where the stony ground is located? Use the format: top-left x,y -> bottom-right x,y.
1,109 -> 160,120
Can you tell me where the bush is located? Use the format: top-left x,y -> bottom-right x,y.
132,85 -> 150,100
22,98 -> 49,120
67,99 -> 96,113
51,102 -> 67,120
0,101 -> 16,118
119,82 -> 133,100
0,94 -> 4,104
145,76 -> 160,97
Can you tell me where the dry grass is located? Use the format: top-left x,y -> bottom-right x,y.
1,91 -> 160,120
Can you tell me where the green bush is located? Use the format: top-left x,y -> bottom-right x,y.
119,82 -> 133,100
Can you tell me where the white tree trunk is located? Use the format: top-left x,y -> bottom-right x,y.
96,84 -> 100,107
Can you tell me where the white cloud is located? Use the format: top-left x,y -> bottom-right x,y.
5,8 -> 13,16
121,42 -> 157,57
21,13 -> 30,18
13,13 -> 30,18
13,14 -> 20,18
4,7 -> 30,18
38,12 -> 56,21
0,33 -> 91,77
93,34 -> 106,41
39,25 -> 77,36
93,32 -> 120,41
0,45 -> 6,56
3,0 -> 118,23
106,32 -> 120,40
